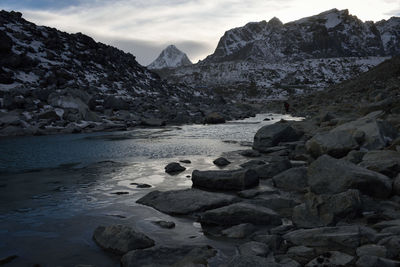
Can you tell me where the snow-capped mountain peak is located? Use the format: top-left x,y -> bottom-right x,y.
148,45 -> 192,69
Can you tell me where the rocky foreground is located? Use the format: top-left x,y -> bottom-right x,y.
88,98 -> 400,266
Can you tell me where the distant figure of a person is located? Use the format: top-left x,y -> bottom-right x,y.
283,101 -> 290,113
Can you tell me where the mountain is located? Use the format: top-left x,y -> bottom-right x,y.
162,9 -> 400,98
0,11 -> 253,137
148,45 -> 192,69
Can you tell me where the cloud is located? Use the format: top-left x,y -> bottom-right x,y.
2,0 -> 399,65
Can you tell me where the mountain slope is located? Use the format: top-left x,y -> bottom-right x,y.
148,45 -> 192,69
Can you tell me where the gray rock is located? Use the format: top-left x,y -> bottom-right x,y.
141,118 -> 166,127
292,190 -> 362,228
240,160 -> 266,168
165,162 -> 186,174
213,157 -> 231,166
93,225 -> 154,255
356,244 -> 387,258
228,255 -> 279,267
253,123 -> 302,153
394,174 -> 400,195
345,150 -> 366,164
308,155 -> 392,198
121,245 -> 216,267
221,223 -> 256,239
0,113 -> 21,126
136,189 -> 238,215
204,112 -> 225,124
239,241 -> 270,257
305,251 -> 354,267
356,255 -> 400,267
359,150 -> 400,178
378,235 -> 400,259
283,226 -> 377,251
152,220 -> 175,229
192,169 -> 259,191
200,202 -> 281,226
237,186 -> 277,198
252,195 -> 299,217
104,95 -> 130,110
239,149 -> 261,157
306,130 -> 360,158
287,246 -> 316,265
272,167 -> 308,192
251,234 -> 284,252
253,159 -> 292,179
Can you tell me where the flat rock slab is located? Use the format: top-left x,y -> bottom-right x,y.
121,245 -> 216,267
200,202 -> 281,226
93,225 -> 155,255
308,154 -> 392,198
136,189 -> 238,215
192,169 -> 259,191
359,150 -> 400,178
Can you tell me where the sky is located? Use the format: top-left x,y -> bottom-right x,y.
1,0 -> 399,66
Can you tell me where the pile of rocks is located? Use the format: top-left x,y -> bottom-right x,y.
92,108 -> 400,266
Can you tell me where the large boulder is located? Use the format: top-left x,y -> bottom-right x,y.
93,225 -> 154,255
305,130 -> 360,158
359,150 -> 400,178
292,190 -> 362,228
283,226 -> 377,251
252,159 -> 292,179
331,111 -> 398,150
192,169 -> 259,191
200,202 -> 281,226
308,155 -> 392,198
165,162 -> 186,174
136,189 -> 238,215
272,167 -> 308,192
121,246 -> 216,267
356,255 -> 400,267
253,122 -> 302,153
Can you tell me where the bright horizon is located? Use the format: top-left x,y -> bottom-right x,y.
1,0 -> 399,65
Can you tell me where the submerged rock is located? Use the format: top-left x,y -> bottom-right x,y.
192,169 -> 259,191
93,225 -> 154,255
165,162 -> 186,174
213,157 -> 231,166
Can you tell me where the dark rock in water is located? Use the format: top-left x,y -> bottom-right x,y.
204,112 -> 225,124
121,245 -> 217,267
264,118 -> 271,121
239,149 -> 261,157
306,251 -> 354,267
253,122 -> 302,153
136,189 -> 238,215
111,191 -> 129,195
308,155 -> 392,198
165,162 -> 186,174
130,183 -> 152,188
200,202 -> 281,226
359,150 -> 400,178
93,225 -> 155,255
356,255 -> 400,267
192,169 -> 259,191
179,159 -> 191,164
292,190 -> 362,228
272,167 -> 308,192
152,220 -> 175,229
213,157 -> 231,166
140,118 -> 166,127
253,159 -> 292,179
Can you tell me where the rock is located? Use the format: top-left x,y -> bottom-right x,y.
192,169 -> 259,191
213,157 -> 231,166
0,31 -> 13,54
308,155 -> 392,198
252,195 -> 299,217
237,186 -> 277,198
378,235 -> 400,259
292,190 -> 362,228
165,162 -> 186,174
331,111 -> 398,150
93,225 -> 154,255
240,160 -> 266,168
272,167 -> 308,192
287,246 -> 316,265
253,159 -> 292,179
345,150 -> 366,164
228,255 -> 278,267
305,130 -> 360,158
0,113 -> 21,126
221,223 -> 256,238
204,112 -> 225,124
136,189 -> 238,215
0,255 -> 18,265
152,220 -> 175,229
356,255 -> 400,267
239,241 -> 270,257
253,123 -> 302,153
356,244 -> 387,258
251,234 -> 285,252
141,118 -> 166,127
121,245 -> 216,267
130,182 -> 152,188
104,95 -> 130,110
359,150 -> 400,178
283,226 -> 377,252
179,159 -> 191,164
200,202 -> 281,226
394,174 -> 400,195
239,149 -> 261,157
305,251 -> 354,267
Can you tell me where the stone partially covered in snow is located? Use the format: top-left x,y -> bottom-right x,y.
148,45 -> 192,69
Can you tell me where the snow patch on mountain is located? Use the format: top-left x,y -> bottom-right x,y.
148,45 -> 192,69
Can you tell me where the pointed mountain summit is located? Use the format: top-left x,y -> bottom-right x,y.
148,45 -> 192,69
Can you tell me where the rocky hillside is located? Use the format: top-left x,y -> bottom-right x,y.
148,45 -> 192,70
161,9 -> 399,97
0,11 -> 255,137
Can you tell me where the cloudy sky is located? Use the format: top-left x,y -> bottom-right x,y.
1,0 -> 399,65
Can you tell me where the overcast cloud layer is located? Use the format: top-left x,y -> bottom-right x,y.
1,0 -> 399,65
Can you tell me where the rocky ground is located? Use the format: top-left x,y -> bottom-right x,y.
82,56 -> 400,266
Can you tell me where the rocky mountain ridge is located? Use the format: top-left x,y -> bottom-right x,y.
148,45 -> 192,70
159,9 -> 400,96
